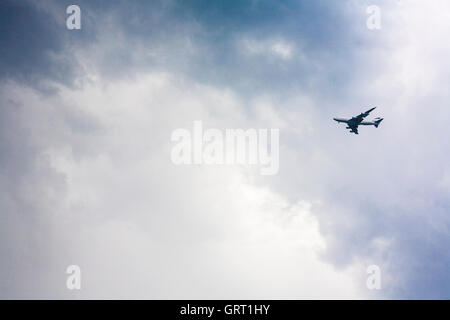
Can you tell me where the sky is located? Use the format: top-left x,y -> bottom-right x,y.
0,0 -> 449,299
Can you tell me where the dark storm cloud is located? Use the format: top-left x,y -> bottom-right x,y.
0,1 -> 58,80
0,0 -> 371,98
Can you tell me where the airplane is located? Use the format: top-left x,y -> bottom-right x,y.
333,107 -> 383,134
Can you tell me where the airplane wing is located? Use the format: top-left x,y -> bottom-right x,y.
353,107 -> 376,122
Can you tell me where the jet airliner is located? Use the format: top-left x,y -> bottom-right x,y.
333,107 -> 383,134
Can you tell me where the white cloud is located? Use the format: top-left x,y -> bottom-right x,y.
0,72 -> 365,298
240,37 -> 294,60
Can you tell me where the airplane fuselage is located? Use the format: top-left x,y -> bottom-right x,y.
333,118 -> 380,127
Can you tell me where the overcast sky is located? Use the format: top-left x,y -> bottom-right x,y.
0,0 -> 449,299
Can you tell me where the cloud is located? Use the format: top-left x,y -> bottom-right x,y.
240,37 -> 294,60
0,72 -> 363,298
258,0 -> 450,298
1,0 -> 449,299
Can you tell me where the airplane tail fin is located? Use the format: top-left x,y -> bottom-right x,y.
374,117 -> 383,128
